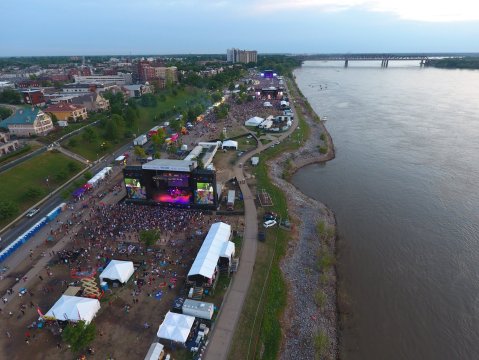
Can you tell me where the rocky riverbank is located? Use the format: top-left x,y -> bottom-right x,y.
267,84 -> 338,359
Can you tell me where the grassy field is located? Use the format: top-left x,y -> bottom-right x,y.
0,142 -> 42,166
62,87 -> 210,161
228,78 -> 311,360
0,151 -> 84,227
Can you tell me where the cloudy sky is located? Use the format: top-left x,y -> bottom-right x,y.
1,0 -> 478,56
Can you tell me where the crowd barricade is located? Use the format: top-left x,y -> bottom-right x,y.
0,202 -> 66,263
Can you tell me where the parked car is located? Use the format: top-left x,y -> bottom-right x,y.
258,231 -> 266,242
263,214 -> 276,222
26,208 -> 40,218
263,219 -> 277,228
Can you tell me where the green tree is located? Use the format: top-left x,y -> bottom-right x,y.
0,201 -> 19,220
62,320 -> 96,353
124,107 -> 138,128
0,89 -> 22,104
134,146 -> 146,158
24,187 -> 43,200
82,127 -> 97,143
151,133 -> 165,149
83,171 -> 93,180
55,170 -> 68,182
139,229 -> 160,248
0,106 -> 13,120
104,116 -> 123,141
67,161 -> 80,173
68,138 -> 78,147
211,92 -> 222,103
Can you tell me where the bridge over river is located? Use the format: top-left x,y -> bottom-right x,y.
299,54 -> 430,67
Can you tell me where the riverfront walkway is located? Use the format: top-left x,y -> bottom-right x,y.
204,83 -> 300,360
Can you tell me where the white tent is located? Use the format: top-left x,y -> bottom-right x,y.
144,342 -> 164,360
188,222 -> 234,280
245,116 -> 264,127
87,167 -> 112,187
45,295 -> 100,324
157,311 -> 195,344
99,260 -> 134,284
221,140 -> 238,150
263,101 -> 273,107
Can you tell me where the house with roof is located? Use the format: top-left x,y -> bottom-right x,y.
70,92 -> 110,112
0,107 -> 53,137
0,132 -> 19,157
44,103 -> 88,122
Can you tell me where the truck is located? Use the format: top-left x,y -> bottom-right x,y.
133,134 -> 147,147
227,190 -> 235,211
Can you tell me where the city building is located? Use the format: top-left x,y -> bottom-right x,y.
122,84 -> 152,98
21,89 -> 45,106
0,81 -> 15,91
134,60 -> 178,87
70,92 -> 110,112
0,107 -> 53,137
226,48 -> 257,64
44,103 -> 88,122
62,83 -> 122,95
73,73 -> 132,85
0,132 -> 19,157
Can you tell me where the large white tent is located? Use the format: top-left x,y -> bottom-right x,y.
99,260 -> 134,284
157,311 -> 195,344
245,116 -> 264,127
188,222 -> 234,280
44,295 -> 100,324
221,140 -> 238,150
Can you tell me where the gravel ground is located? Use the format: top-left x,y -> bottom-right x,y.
267,102 -> 338,359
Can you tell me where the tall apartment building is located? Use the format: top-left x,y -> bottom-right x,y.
134,60 -> 178,87
226,48 -> 257,64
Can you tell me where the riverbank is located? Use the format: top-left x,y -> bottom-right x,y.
269,76 -> 338,359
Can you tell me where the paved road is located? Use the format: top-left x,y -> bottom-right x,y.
204,82 -> 300,360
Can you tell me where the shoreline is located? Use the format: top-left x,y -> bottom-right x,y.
267,74 -> 339,359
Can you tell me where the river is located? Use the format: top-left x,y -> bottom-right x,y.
292,61 -> 479,360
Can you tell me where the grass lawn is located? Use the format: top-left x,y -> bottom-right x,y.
62,87 -> 210,161
0,151 -> 84,227
228,77 -> 311,360
37,117 -> 97,144
0,142 -> 42,166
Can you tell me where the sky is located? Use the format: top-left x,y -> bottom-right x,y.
1,0 -> 479,56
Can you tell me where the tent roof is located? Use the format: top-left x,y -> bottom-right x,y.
45,295 -> 100,324
220,241 -> 235,258
144,343 -> 164,360
222,140 -> 238,148
245,116 -> 264,126
188,222 -> 233,279
100,260 -> 134,283
157,311 -> 195,343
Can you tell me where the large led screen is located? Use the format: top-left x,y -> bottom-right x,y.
149,172 -> 193,204
195,182 -> 215,205
125,178 -> 146,199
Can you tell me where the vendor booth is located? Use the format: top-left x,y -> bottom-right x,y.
157,311 -> 195,346
44,295 -> 100,324
99,259 -> 134,284
244,116 -> 264,127
144,342 -> 165,360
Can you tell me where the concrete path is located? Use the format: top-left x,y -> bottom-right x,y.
204,83 -> 300,360
56,146 -> 90,164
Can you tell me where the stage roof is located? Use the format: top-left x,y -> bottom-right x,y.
142,159 -> 196,172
